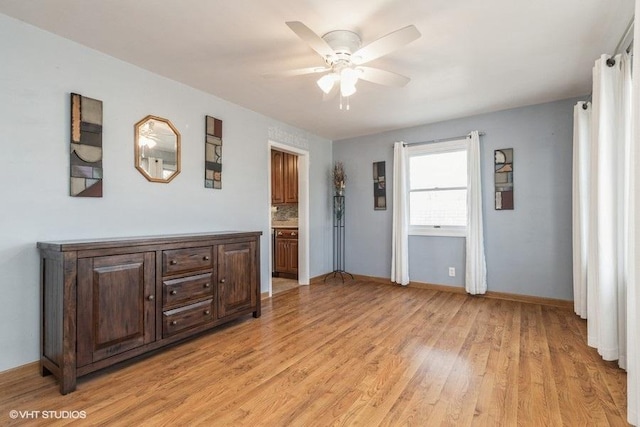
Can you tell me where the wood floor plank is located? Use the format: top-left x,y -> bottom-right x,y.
517,303 -> 559,426
494,299 -> 522,426
355,291 -> 469,426
0,280 -> 628,426
382,298 -> 479,425
551,307 -> 616,425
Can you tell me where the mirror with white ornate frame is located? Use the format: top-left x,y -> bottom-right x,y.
134,115 -> 181,183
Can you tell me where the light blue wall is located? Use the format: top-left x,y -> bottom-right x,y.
334,97 -> 579,300
0,13 -> 332,372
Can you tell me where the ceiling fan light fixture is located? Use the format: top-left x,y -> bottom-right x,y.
282,21 -> 419,110
317,73 -> 336,94
340,67 -> 359,87
340,81 -> 357,97
339,67 -> 358,97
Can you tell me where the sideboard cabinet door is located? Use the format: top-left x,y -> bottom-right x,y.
217,241 -> 257,319
77,252 -> 155,366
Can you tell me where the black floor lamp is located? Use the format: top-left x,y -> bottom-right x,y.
324,163 -> 353,282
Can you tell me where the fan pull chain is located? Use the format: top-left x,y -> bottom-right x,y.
339,95 -> 350,111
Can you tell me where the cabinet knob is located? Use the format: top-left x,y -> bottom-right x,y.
203,256 -> 210,261
204,283 -> 210,288
170,260 -> 178,265
204,310 -> 210,315
170,320 -> 177,326
291,232 -> 297,236
170,290 -> 177,295
277,231 -> 283,236
220,278 -> 226,284
148,295 -> 154,301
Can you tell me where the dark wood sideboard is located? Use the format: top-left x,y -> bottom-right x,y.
38,231 -> 261,394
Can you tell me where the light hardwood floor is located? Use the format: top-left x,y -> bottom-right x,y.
272,277 -> 299,295
0,279 -> 628,426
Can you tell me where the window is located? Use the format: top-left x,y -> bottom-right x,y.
408,139 -> 468,236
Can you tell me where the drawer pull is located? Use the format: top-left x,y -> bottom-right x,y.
204,283 -> 210,288
277,231 -> 283,236
170,290 -> 177,295
170,260 -> 178,265
203,256 -> 210,261
291,232 -> 297,236
170,320 -> 177,326
204,310 -> 210,315
220,278 -> 226,284
148,295 -> 154,301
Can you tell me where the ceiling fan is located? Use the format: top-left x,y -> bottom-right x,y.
270,21 -> 421,109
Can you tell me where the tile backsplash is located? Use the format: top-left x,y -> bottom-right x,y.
272,204 -> 298,222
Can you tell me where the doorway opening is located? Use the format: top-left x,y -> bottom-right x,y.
267,141 -> 310,296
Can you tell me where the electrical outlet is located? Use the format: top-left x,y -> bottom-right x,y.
448,267 -> 455,277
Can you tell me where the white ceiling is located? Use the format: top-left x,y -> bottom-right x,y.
0,0 -> 634,140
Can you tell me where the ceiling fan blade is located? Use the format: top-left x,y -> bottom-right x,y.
358,67 -> 411,87
352,25 -> 421,65
263,67 -> 330,78
286,21 -> 335,59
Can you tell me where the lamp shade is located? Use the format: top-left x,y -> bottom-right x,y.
339,67 -> 359,97
317,74 -> 336,94
341,67 -> 359,87
340,81 -> 356,97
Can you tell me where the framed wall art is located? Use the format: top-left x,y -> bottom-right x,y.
205,115 -> 223,189
70,93 -> 103,197
373,161 -> 386,210
494,148 -> 513,210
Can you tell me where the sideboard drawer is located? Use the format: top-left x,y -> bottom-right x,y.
163,299 -> 214,337
163,247 -> 213,275
163,273 -> 213,308
274,229 -> 298,239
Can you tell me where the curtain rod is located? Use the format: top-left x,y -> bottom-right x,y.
583,17 -> 634,108
403,132 -> 485,147
614,17 -> 634,56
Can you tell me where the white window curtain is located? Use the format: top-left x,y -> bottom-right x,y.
573,53 -> 631,374
629,83 -> 639,425
391,141 -> 409,285
465,130 -> 487,294
572,102 -> 591,318
627,7 -> 640,424
587,52 -> 631,368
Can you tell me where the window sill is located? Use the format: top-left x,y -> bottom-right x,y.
409,227 -> 467,237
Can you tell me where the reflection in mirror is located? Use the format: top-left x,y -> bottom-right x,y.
134,115 -> 181,183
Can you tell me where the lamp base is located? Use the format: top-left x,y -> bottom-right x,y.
323,270 -> 354,283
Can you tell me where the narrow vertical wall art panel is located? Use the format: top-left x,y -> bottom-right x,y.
70,93 -> 103,197
205,116 -> 223,189
494,148 -> 513,209
373,161 -> 386,210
